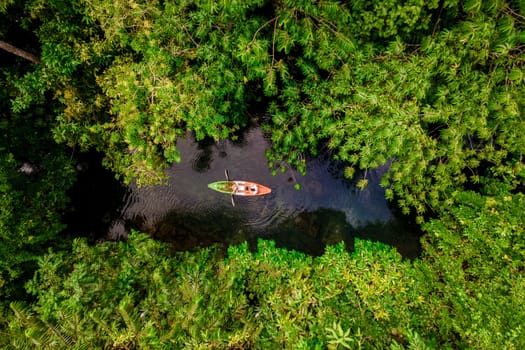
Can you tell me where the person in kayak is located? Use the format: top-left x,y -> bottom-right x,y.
233,183 -> 258,194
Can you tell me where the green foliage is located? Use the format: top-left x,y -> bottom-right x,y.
5,185 -> 525,348
18,0 -> 271,184
3,0 -> 523,208
1,2 -> 524,348
0,0 -> 15,13
0,65 -> 75,302
420,190 -> 525,348
0,222 -> 514,349
264,0 -> 525,216
0,31 -> 74,350
4,233 -> 409,348
0,156 -> 73,301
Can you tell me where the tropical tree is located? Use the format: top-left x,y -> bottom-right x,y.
419,188 -> 525,348
263,0 -> 525,217
7,194 -> 524,349
1,1 -> 524,347
2,0 -> 524,217
0,0 -> 75,303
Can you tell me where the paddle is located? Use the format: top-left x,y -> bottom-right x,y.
225,169 -> 235,207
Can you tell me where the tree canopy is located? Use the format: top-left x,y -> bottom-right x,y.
2,0 -> 523,214
0,0 -> 524,348
6,189 -> 524,348
0,33 -> 74,300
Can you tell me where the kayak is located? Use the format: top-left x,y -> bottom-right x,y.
208,180 -> 272,196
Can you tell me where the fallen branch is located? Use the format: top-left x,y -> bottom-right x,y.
0,40 -> 40,63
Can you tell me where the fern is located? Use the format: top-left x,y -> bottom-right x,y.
10,302 -> 75,347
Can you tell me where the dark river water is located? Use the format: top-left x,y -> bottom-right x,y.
67,127 -> 421,258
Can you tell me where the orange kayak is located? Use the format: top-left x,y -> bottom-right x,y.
208,180 -> 272,196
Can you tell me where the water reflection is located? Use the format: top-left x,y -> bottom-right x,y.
108,127 -> 421,258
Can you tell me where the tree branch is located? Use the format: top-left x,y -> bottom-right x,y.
0,40 -> 40,63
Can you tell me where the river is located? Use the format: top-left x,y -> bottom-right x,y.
78,127 -> 421,257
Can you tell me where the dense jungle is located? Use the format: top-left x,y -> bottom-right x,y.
1,0 -> 524,348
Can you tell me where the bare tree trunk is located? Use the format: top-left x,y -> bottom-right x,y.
0,40 -> 40,63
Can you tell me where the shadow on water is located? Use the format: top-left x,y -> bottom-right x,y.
93,126 -> 423,258
63,152 -> 128,242
270,208 -> 420,258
